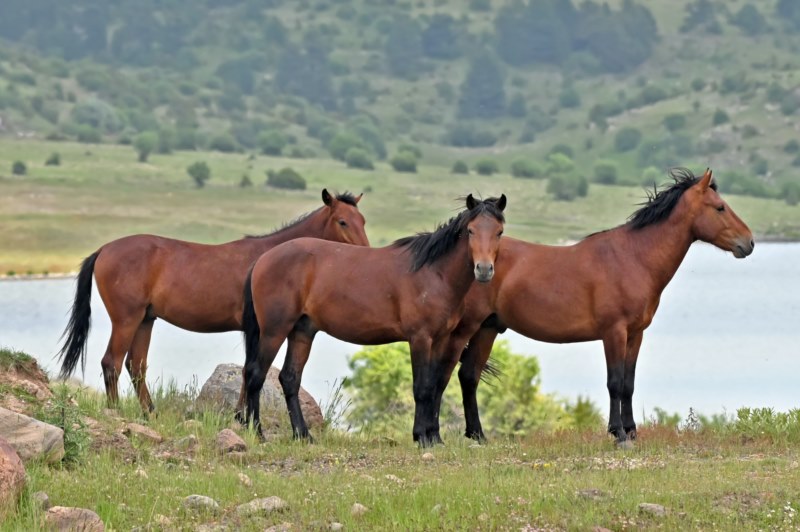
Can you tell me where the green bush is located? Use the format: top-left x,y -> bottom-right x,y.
259,130 -> 288,156
641,166 -> 662,188
741,124 -> 760,139
208,133 -> 239,153
690,78 -> 706,91
784,139 -> 800,154
45,153 -> 61,166
662,113 -> 687,132
718,172 -> 771,197
266,167 -> 307,190
390,151 -> 417,173
343,340 -> 600,436
793,155 -> 800,168
328,132 -> 367,161
240,174 -> 253,188
549,143 -> 574,159
451,160 -> 469,174
545,153 -> 575,175
75,125 -> 101,144
397,144 -> 423,160
11,161 -> 26,175
593,160 -> 618,184
474,159 -> 499,176
510,159 -> 542,179
345,147 -> 375,170
783,183 -> 800,206
443,123 -> 497,147
134,131 -> 158,162
614,127 -> 642,152
712,109 -> 729,126
187,161 -> 211,188
547,174 -> 589,201
559,86 -> 581,108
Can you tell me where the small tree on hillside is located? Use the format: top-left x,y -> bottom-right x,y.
134,132 -> 158,162
187,161 -> 211,188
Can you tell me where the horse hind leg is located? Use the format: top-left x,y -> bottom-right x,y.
621,332 -> 643,441
458,326 -> 499,442
124,317 -> 156,415
280,318 -> 317,441
101,318 -> 143,407
244,332 -> 286,440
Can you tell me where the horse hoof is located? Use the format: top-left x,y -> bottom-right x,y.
626,429 -> 638,441
233,411 -> 246,426
616,439 -> 634,450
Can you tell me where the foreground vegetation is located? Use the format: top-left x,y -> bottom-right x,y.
2,139 -> 799,274
4,377 -> 800,531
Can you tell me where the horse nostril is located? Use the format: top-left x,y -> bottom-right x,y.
750,239 -> 755,250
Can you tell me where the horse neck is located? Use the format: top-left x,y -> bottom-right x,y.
624,205 -> 695,292
242,209 -> 327,252
429,234 -> 476,299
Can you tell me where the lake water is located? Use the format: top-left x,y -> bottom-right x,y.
1,243 -> 798,419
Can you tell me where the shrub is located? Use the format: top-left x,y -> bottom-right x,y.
452,160 -> 469,174
614,127 -> 642,152
545,153 -> 575,175
390,151 -> 417,173
793,155 -> 800,168
691,78 -> 706,91
474,159 -> 499,176
75,125 -> 101,144
510,159 -> 542,179
783,183 -> 800,206
547,174 -> 589,201
549,144 -> 574,159
559,86 -> 581,108
11,161 -> 26,175
443,123 -> 497,147
712,109 -> 729,126
663,113 -> 687,132
259,130 -> 288,156
328,132 -> 367,161
345,147 -> 374,170
45,153 -> 61,166
741,124 -> 759,139
187,161 -> 211,188
240,174 -> 253,188
267,167 -> 307,190
397,144 -> 423,160
208,133 -> 239,153
134,132 -> 158,162
784,139 -> 800,154
641,166 -> 663,188
593,160 -> 619,184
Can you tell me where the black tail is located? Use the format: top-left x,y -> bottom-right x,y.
57,251 -> 99,378
481,356 -> 503,384
241,267 -> 260,365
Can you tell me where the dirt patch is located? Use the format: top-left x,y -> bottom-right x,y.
0,355 -> 52,415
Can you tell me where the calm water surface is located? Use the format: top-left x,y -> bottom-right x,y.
1,243 -> 798,418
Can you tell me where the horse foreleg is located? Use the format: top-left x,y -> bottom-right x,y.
280,326 -> 316,441
409,336 -> 438,447
458,326 -> 498,442
101,319 -> 141,407
621,331 -> 643,440
125,319 -> 155,415
602,326 -> 628,445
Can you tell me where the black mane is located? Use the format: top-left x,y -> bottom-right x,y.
245,191 -> 358,239
393,197 -> 505,272
627,168 -> 716,230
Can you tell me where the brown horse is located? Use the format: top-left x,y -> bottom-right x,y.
445,168 -> 754,444
241,194 -> 507,445
58,190 -> 369,413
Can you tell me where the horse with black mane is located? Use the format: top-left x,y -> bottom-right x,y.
58,190 -> 369,414
445,168 -> 754,445
241,194 -> 507,446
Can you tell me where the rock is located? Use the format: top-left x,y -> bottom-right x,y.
196,364 -> 323,430
31,490 -> 51,511
431,504 -> 441,514
181,419 -> 202,431
330,523 -> 343,531
122,423 -> 162,444
45,506 -> 105,531
421,452 -> 434,462
351,503 -> 368,516
153,514 -> 172,526
0,437 -> 25,518
183,495 -> 220,513
638,502 -> 667,517
592,527 -> 613,532
216,429 -> 246,454
238,472 -> 252,487
134,467 -> 148,479
578,488 -> 606,500
175,434 -> 199,452
236,496 -> 288,516
0,358 -> 52,415
0,407 -> 64,463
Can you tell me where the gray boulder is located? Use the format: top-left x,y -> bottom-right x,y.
196,364 -> 323,430
0,407 -> 64,463
0,436 -> 25,519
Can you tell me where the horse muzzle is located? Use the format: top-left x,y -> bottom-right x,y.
732,237 -> 755,259
474,263 -> 495,283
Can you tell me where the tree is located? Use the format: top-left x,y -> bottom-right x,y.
494,0 -> 572,66
384,16 -> 423,79
614,127 -> 642,152
345,148 -> 374,170
593,160 -> 618,184
421,14 -> 462,60
258,130 -> 288,156
275,44 -> 338,111
458,50 -> 506,119
390,151 -> 417,173
266,167 -> 306,190
731,4 -> 767,36
474,159 -> 499,176
187,161 -> 210,188
663,113 -> 687,132
511,159 -> 543,178
134,132 -> 158,162
12,161 -> 26,175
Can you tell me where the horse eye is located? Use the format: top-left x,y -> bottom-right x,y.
467,229 -> 474,236
497,231 -> 503,237
338,220 -> 347,227
716,205 -> 725,213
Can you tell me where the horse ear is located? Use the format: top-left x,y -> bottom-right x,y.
699,168 -> 713,191
496,194 -> 507,212
322,188 -> 333,206
355,193 -> 363,204
466,194 -> 477,210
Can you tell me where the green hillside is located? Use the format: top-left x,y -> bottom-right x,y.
0,0 -> 799,197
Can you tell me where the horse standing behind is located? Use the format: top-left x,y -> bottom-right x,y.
445,168 -> 754,444
58,190 -> 369,413
241,194 -> 507,446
